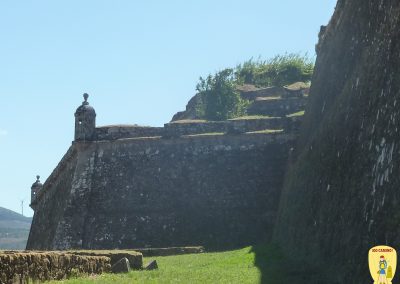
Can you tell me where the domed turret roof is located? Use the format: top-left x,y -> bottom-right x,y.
75,93 -> 96,116
31,175 -> 43,189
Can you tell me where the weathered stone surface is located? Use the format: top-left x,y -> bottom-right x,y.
283,82 -> 310,98
247,97 -> 308,117
238,85 -> 287,101
0,251 -> 111,283
144,260 -> 158,270
96,125 -> 164,141
164,117 -> 302,138
111,257 -> 130,273
69,250 -> 142,269
75,94 -> 96,142
171,84 -> 309,121
274,0 -> 400,282
131,246 -> 204,257
27,81 -> 307,253
171,93 -> 204,121
28,132 -> 295,251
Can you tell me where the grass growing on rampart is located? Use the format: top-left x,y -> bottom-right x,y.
50,247 -> 263,284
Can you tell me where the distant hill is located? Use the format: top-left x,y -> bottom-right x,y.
0,207 -> 32,250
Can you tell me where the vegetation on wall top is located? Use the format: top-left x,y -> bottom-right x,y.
195,53 -> 314,121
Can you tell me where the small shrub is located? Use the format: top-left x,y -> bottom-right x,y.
196,69 -> 250,121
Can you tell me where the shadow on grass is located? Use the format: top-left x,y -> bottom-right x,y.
251,243 -> 326,284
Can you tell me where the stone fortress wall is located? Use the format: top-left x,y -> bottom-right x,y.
94,116 -> 302,141
27,83 -> 308,250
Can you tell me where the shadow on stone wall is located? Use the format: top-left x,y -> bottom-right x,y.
251,243 -> 329,284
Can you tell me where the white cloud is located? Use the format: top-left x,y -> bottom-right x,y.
0,129 -> 8,136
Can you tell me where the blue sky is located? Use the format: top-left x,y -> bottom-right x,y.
0,0 -> 337,216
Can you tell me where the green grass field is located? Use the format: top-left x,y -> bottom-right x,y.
49,247 -> 269,284
47,244 -> 323,284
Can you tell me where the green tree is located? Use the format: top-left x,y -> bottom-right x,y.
194,53 -> 314,121
196,69 -> 249,121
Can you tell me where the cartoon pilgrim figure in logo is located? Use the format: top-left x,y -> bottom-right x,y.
369,246 -> 397,284
378,255 -> 388,284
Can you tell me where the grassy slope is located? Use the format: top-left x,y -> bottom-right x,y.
51,247 -> 266,284
47,244 -> 324,284
48,245 -> 314,284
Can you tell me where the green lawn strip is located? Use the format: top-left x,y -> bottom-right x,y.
246,129 -> 284,134
183,132 -> 225,137
286,110 -> 305,117
49,247 -> 261,284
169,119 -> 208,124
47,244 -> 319,284
228,115 -> 274,120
